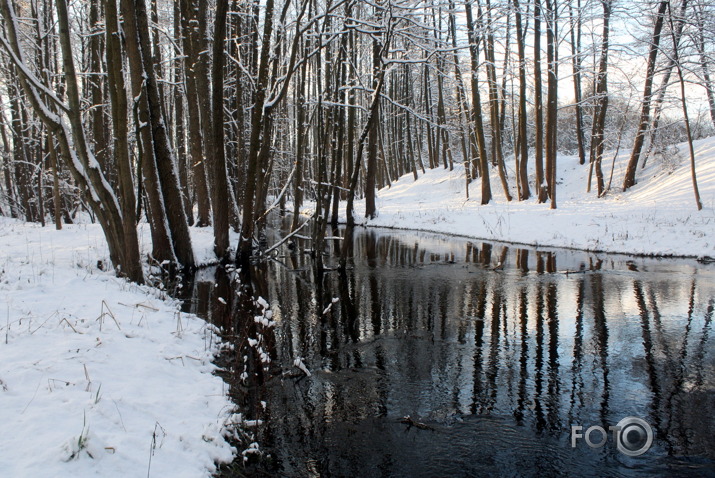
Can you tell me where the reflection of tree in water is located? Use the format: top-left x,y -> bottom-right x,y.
634,280 -> 715,458
182,229 -> 715,475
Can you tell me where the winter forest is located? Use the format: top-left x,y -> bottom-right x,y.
0,0 -> 713,280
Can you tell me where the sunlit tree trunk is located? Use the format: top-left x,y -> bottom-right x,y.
568,0 -> 585,166
668,2 -> 702,211
643,0 -> 690,170
622,0 -> 669,191
482,0 -> 511,201
513,0 -> 530,200
464,0 -> 491,205
544,0 -> 558,209
534,0 -> 547,203
588,0 -> 610,196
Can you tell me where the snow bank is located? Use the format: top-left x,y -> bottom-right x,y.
334,136 -> 715,258
0,219 -> 235,477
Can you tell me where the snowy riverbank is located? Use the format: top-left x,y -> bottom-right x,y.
333,136 -> 715,258
0,219 -> 236,477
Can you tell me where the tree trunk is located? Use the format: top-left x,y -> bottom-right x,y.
212,0 -> 230,259
544,0 -> 558,209
179,0 -> 212,227
196,0 -> 217,218
424,63 -> 437,170
668,3 -> 702,211
448,0 -> 473,196
534,0 -> 547,202
89,0 -> 110,184
105,0 -> 143,282
622,0 -> 669,191
345,51 -> 388,228
0,95 -> 18,219
464,0 -> 491,205
125,0 -> 195,268
588,0 -> 610,196
513,0 -> 530,200
291,56 -> 307,231
365,37 -> 380,219
120,0 -> 175,263
331,8 -> 351,227
48,137 -> 62,230
10,88 -> 33,221
569,0 -> 585,165
173,0 -> 193,226
239,0 -> 276,263
642,0 -> 689,170
482,0 -> 511,200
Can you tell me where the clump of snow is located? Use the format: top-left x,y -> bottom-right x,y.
241,441 -> 260,462
325,136 -> 715,258
0,219 -> 235,477
293,357 -> 311,377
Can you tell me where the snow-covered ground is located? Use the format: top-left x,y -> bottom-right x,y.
336,136 -> 715,258
0,220 -> 236,477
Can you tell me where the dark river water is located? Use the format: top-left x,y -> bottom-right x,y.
180,227 -> 715,477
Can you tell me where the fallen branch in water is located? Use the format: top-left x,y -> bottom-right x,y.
264,219 -> 312,256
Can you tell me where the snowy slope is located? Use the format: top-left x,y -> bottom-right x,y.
339,136 -> 715,258
0,220 -> 235,477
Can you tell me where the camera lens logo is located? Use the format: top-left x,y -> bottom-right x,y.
615,417 -> 653,457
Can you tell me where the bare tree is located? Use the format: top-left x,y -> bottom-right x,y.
211,0 -> 230,259
465,0 -> 492,205
667,1 -> 702,210
513,0 -> 530,200
568,0 -> 586,165
544,0 -> 558,209
365,33 -> 381,220
179,0 -> 212,227
588,0 -> 611,196
534,0 -> 547,202
622,0 -> 669,191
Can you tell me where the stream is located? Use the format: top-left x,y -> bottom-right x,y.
180,226 -> 715,477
